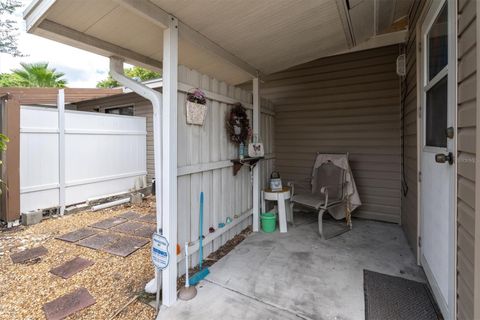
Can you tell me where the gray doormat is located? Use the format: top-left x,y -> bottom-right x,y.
364,270 -> 441,320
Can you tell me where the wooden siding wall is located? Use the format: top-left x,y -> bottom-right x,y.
262,45 -> 402,223
457,0 -> 477,319
0,97 -> 20,223
0,88 -> 121,105
401,0 -> 425,259
134,102 -> 155,182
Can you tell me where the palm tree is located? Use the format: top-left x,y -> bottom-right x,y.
12,62 -> 67,88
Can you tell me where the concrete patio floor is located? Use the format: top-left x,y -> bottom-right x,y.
158,213 -> 425,320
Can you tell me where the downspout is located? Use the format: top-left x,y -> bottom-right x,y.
109,56 -> 162,293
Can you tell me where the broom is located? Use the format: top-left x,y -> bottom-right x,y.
189,192 -> 210,285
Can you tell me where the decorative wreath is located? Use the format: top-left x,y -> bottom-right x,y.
226,103 -> 250,144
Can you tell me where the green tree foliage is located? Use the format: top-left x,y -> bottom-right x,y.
0,0 -> 23,56
0,72 -> 23,87
9,62 -> 67,88
96,66 -> 161,88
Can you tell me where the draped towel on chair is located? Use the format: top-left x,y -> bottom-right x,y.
311,153 -> 361,220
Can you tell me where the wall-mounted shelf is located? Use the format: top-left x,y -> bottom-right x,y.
230,157 -> 263,176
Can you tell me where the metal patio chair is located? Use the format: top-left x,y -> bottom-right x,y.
289,153 -> 353,239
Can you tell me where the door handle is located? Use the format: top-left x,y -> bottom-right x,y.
435,152 -> 453,165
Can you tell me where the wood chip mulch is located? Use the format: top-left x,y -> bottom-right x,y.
177,226 -> 252,289
1,196 -> 253,320
0,198 -> 157,320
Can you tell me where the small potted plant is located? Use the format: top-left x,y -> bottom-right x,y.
186,88 -> 207,125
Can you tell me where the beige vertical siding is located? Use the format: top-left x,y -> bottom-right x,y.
133,101 -> 155,183
457,0 -> 477,319
262,45 -> 402,223
401,0 -> 425,260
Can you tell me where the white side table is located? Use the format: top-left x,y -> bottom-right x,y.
261,187 -> 292,233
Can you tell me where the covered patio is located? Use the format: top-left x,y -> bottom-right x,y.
160,213 -> 425,320
22,0 -> 474,319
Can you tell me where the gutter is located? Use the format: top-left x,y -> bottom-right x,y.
109,56 -> 163,293
23,0 -> 57,32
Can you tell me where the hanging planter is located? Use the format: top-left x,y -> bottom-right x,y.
186,88 -> 207,125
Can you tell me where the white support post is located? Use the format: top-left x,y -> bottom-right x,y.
57,89 -> 65,215
108,57 -> 164,302
252,78 -> 260,231
162,15 -> 178,307
153,94 -> 162,232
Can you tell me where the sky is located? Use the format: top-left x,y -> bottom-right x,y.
0,1 -> 111,88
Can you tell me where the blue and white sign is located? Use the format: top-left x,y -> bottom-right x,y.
151,233 -> 169,270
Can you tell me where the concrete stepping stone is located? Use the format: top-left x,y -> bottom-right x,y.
89,217 -> 127,230
134,224 -> 157,238
102,235 -> 149,257
11,245 -> 48,264
134,214 -> 156,224
56,228 -> 98,243
116,211 -> 143,220
50,257 -> 94,279
111,220 -> 148,235
76,233 -> 122,250
43,287 -> 95,320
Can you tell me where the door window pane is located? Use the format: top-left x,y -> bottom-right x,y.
426,76 -> 447,147
428,3 -> 448,80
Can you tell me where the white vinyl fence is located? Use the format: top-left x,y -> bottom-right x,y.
20,99 -> 147,213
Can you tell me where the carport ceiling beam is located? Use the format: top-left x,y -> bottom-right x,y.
114,0 -> 261,78
335,0 -> 356,48
37,20 -> 163,72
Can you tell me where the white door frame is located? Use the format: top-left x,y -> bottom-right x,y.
417,0 -> 457,318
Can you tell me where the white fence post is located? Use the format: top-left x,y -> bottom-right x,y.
252,78 -> 260,231
58,89 -> 66,215
162,15 -> 179,307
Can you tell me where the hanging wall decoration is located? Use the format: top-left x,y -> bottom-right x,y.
226,103 -> 251,145
186,88 -> 207,125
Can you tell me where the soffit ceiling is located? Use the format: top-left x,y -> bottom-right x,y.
30,0 -> 413,85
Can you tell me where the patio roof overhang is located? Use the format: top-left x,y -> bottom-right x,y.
24,0 -> 411,85
23,0 -> 414,308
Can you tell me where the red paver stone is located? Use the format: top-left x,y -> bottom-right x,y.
43,287 -> 95,320
116,211 -> 143,220
102,235 -> 149,257
76,233 -> 121,250
50,257 -> 94,279
11,246 -> 48,264
89,217 -> 127,230
111,220 -> 148,235
134,214 -> 156,224
134,224 -> 157,238
55,228 -> 98,243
